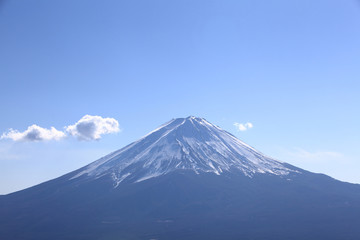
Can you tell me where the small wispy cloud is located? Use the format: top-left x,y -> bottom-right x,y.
234,122 -> 253,131
66,115 -> 120,141
285,148 -> 343,162
1,125 -> 66,142
1,115 -> 121,142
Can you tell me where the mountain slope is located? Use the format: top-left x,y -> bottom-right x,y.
1,117 -> 360,240
70,117 -> 298,185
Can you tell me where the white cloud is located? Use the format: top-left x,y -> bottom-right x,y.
234,122 -> 253,131
66,115 -> 120,141
1,125 -> 66,142
1,115 -> 121,142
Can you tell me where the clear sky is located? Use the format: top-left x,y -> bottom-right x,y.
1,0 -> 359,194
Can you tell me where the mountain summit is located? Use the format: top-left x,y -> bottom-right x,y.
1,117 -> 360,240
70,116 -> 297,185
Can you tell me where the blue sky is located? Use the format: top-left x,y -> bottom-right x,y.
1,0 -> 359,194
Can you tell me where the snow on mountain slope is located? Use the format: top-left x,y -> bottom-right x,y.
70,116 -> 299,186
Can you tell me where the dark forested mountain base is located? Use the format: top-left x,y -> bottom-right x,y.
1,171 -> 360,240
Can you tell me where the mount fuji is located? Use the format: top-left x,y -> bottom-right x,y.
1,117 -> 360,240
71,116 -> 298,184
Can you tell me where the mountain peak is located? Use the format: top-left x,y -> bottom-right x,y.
70,117 -> 299,186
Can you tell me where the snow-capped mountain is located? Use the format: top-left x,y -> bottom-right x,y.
70,116 -> 298,185
1,117 -> 360,240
